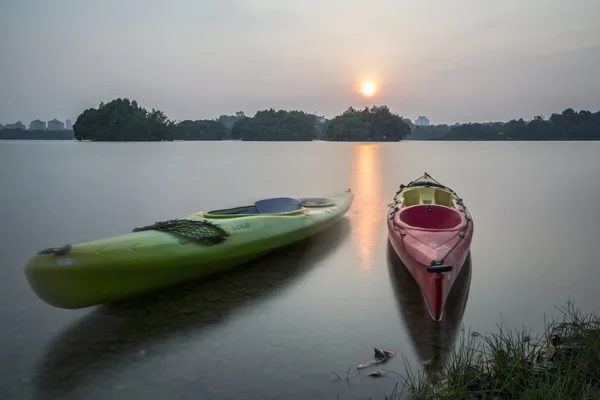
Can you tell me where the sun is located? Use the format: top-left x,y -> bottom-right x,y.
361,82 -> 376,97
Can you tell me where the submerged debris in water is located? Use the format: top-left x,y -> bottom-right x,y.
368,369 -> 402,379
357,348 -> 395,370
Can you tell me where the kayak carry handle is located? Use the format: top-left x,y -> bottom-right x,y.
427,265 -> 453,273
37,244 -> 72,256
427,260 -> 453,273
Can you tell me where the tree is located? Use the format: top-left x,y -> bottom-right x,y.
73,98 -> 176,141
175,120 -> 229,140
325,106 -> 411,141
217,112 -> 246,131
230,116 -> 257,140
230,109 -> 319,141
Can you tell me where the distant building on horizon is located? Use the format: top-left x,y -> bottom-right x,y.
415,116 -> 430,126
47,119 -> 65,130
29,119 -> 46,130
65,119 -> 72,130
5,121 -> 26,130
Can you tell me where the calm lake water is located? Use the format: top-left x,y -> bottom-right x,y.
1,140 -> 599,400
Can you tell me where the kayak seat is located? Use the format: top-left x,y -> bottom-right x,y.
255,197 -> 303,214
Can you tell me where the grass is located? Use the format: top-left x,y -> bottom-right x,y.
395,301 -> 600,399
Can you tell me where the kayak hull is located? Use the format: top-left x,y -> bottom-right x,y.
25,191 -> 353,309
387,173 -> 474,321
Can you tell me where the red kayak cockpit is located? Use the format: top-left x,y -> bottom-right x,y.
398,204 -> 464,231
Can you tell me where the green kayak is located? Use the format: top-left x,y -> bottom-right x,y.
25,190 -> 353,309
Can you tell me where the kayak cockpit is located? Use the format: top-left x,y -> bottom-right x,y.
205,197 -> 305,218
398,204 -> 464,230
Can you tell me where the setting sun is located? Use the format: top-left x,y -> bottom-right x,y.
361,82 -> 376,97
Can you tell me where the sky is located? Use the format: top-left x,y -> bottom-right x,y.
1,0 -> 599,126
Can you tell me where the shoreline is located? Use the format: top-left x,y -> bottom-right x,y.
393,301 -> 600,399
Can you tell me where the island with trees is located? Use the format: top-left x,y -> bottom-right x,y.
230,109 -> 321,141
2,97 -> 598,141
325,106 -> 411,141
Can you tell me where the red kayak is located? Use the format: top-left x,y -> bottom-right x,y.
387,173 -> 474,321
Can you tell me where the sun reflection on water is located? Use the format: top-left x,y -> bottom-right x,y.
350,143 -> 383,272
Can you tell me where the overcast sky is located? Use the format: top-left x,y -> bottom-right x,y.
1,0 -> 599,125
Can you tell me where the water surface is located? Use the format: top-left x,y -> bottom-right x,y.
1,140 -> 599,399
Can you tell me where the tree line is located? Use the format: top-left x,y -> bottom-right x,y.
70,98 -> 600,142
432,109 -> 600,141
72,98 -> 412,142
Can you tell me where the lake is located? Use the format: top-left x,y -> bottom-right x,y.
1,140 -> 599,400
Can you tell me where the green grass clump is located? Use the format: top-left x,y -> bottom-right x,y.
399,301 -> 600,399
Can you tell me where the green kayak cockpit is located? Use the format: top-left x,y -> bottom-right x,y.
204,197 -> 336,218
